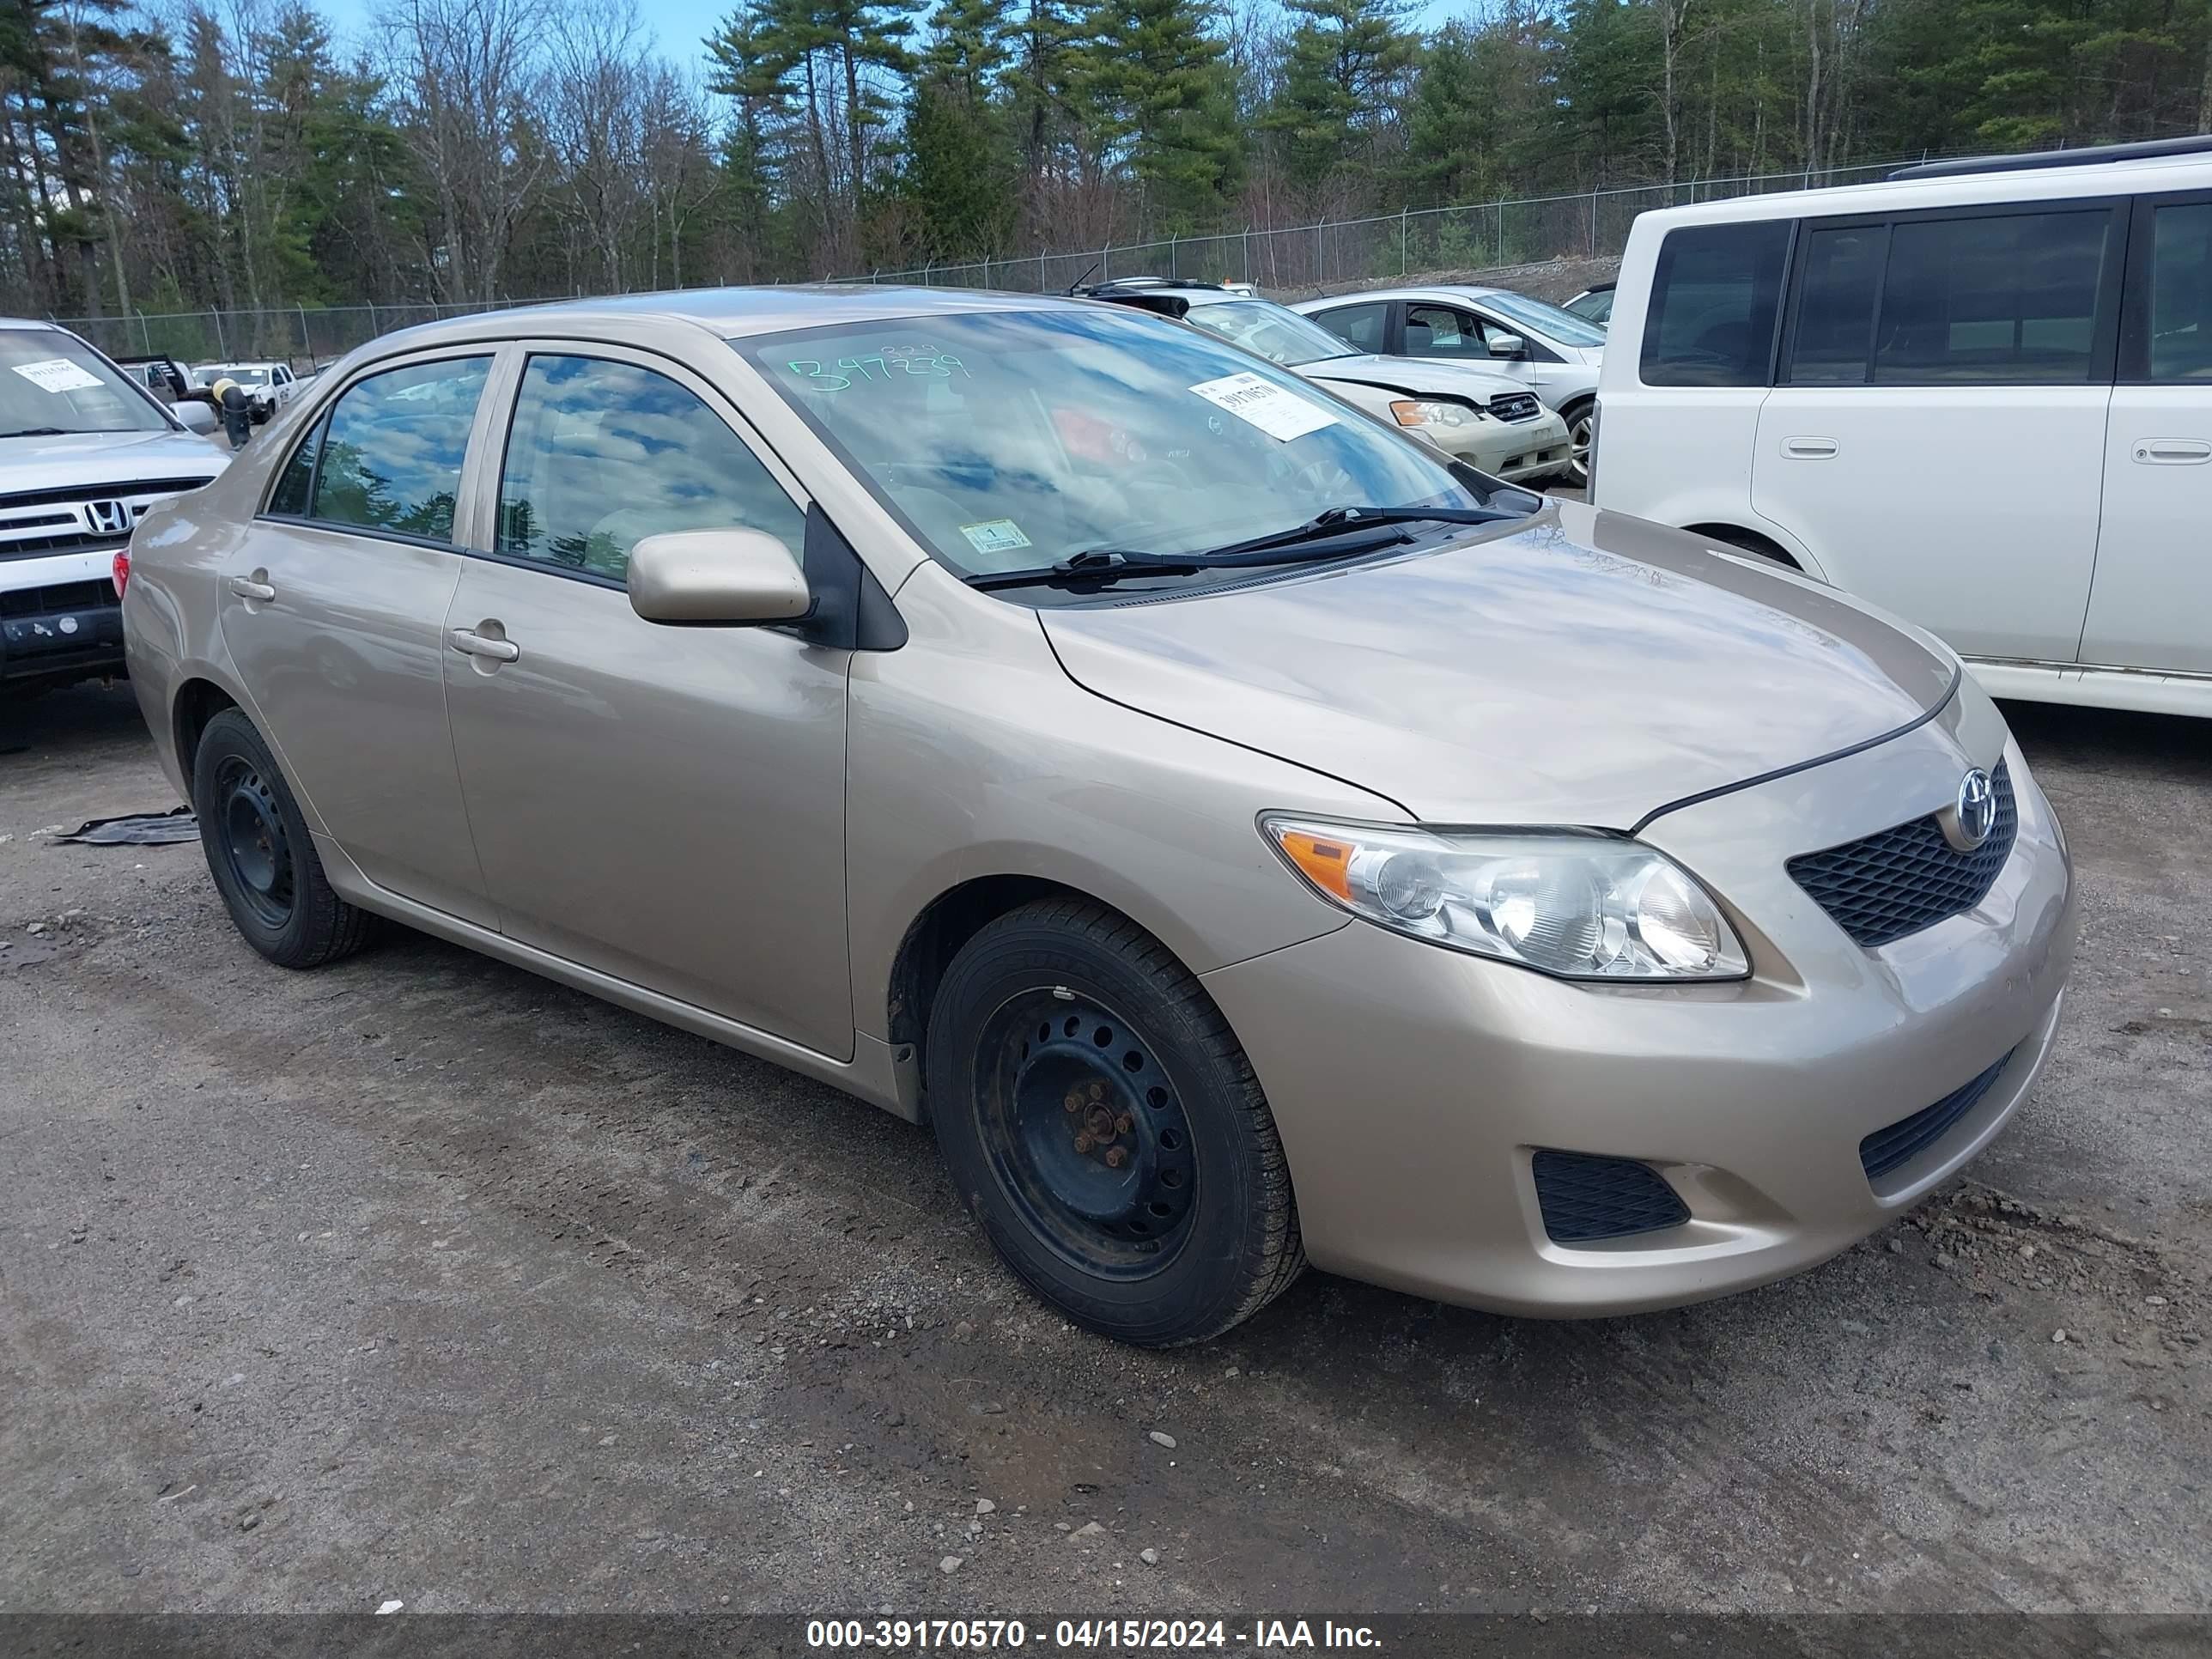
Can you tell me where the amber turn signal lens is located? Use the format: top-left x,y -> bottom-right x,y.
1274,828 -> 1355,900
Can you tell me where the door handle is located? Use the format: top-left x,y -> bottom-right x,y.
2132,438 -> 2212,465
1781,436 -> 1839,459
225,574 -> 276,602
448,627 -> 520,664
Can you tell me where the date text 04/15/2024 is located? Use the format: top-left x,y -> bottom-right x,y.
805,1620 -> 1383,1650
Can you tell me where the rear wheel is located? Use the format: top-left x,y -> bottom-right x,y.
192,708 -> 370,969
926,899 -> 1304,1346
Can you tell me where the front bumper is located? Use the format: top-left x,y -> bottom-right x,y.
2,550 -> 126,690
1436,410 -> 1574,483
1201,702 -> 2075,1317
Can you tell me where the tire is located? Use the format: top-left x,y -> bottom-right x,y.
191,707 -> 371,969
1561,398 -> 1595,487
926,898 -> 1304,1346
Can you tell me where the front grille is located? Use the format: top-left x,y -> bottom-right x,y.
1489,392 -> 1541,422
1532,1150 -> 1690,1243
1787,763 -> 2017,948
0,477 -> 215,512
0,530 -> 131,561
0,579 -> 117,618
1860,1050 -> 2015,1181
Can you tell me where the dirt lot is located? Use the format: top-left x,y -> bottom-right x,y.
1,679 -> 2207,1619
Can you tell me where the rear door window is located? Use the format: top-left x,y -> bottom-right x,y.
2134,199 -> 2212,381
308,356 -> 491,542
1785,225 -> 1887,385
1640,220 -> 1790,386
1872,208 -> 2114,384
1309,301 -> 1389,353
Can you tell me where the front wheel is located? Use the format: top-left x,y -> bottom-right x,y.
926,900 -> 1304,1346
1562,399 -> 1595,487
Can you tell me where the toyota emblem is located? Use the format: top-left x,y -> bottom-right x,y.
1953,769 -> 1996,850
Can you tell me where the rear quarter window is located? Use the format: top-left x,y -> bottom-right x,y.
1640,221 -> 1790,387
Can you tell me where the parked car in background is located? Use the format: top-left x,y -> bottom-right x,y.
191,360 -> 304,422
1564,283 -> 1615,326
1,319 -> 227,696
1081,280 -> 1574,485
1294,285 -> 1607,483
116,354 -> 202,403
125,287 -> 2071,1345
1595,134 -> 2212,719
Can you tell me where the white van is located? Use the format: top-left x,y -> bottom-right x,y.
1595,135 -> 2212,718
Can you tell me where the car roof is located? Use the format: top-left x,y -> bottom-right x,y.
1634,147 -> 2212,233
1304,286 -> 1514,307
358,285 -> 1109,357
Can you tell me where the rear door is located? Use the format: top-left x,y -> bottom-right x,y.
2081,191 -> 2212,673
1753,202 -> 2122,661
439,343 -> 854,1057
219,350 -> 499,925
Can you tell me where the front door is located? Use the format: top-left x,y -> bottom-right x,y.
2083,191 -> 2212,674
1751,203 -> 2121,660
217,351 -> 498,926
440,347 -> 854,1057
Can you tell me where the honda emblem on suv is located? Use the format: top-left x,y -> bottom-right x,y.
84,499 -> 131,536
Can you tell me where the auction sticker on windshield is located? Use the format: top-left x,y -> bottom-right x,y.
960,519 -> 1032,556
1188,372 -> 1338,442
12,358 -> 106,393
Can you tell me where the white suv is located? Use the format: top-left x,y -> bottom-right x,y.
2,319 -> 227,697
1595,135 -> 2212,719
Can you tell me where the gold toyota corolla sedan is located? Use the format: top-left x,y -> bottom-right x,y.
121,288 -> 2075,1346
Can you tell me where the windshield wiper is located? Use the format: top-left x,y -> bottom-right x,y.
1199,504 -> 1513,562
966,527 -> 1417,593
0,427 -> 78,439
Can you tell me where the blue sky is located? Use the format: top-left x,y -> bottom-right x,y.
308,0 -> 1471,68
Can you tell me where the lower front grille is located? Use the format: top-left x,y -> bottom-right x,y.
1859,1050 -> 2015,1182
1532,1150 -> 1690,1243
1,579 -> 117,618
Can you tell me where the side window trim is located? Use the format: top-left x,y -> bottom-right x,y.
2118,187 -> 2212,384
477,340 -> 812,593
254,346 -> 502,546
1775,197 -> 2127,388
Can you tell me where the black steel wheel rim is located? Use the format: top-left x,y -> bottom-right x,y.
975,992 -> 1199,1279
214,755 -> 294,929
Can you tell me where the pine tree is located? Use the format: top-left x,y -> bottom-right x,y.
1263,0 -> 1414,190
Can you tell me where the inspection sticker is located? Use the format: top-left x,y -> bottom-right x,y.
11,357 -> 105,393
1187,372 -> 1338,441
960,519 -> 1032,555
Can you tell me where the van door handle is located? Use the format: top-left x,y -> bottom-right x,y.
448,627 -> 520,664
2132,438 -> 2212,465
225,574 -> 276,602
1781,436 -> 1839,459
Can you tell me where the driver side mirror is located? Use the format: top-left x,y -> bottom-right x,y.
1486,332 -> 1527,360
628,527 -> 811,626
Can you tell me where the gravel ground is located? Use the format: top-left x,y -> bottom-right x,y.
0,680 -> 2206,1618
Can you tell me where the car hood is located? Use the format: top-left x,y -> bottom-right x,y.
1298,354 -> 1524,403
0,428 -> 227,488
1040,500 -> 1958,830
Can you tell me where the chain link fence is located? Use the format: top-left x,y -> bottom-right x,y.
50,159 -> 1920,368
854,161 -> 1911,295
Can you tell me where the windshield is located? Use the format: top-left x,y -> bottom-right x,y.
1480,292 -> 1607,349
739,307 -> 1494,580
1177,300 -> 1358,368
203,365 -> 270,385
0,329 -> 169,435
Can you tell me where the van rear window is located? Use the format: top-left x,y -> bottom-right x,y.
1639,221 -> 1790,387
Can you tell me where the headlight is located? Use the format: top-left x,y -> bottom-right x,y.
1261,817 -> 1749,981
1390,398 -> 1480,428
